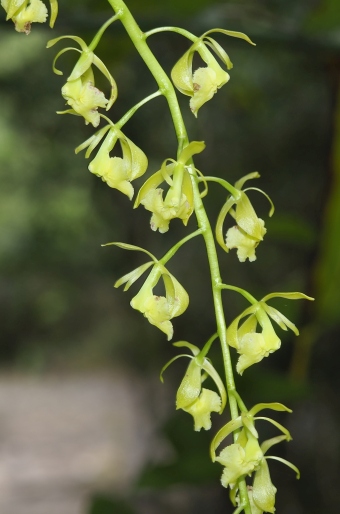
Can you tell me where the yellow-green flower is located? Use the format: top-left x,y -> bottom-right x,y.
130,266 -> 188,340
227,292 -> 314,374
217,435 -> 263,489
211,402 -> 298,503
47,35 -> 117,127
171,29 -> 254,116
1,0 -> 57,33
216,172 -> 274,262
76,124 -> 148,200
161,338 -> 227,430
112,244 -> 189,340
135,141 -> 205,232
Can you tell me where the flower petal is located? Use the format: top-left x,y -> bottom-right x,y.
184,388 -> 221,431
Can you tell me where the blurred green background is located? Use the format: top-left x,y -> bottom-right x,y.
1,0 -> 340,513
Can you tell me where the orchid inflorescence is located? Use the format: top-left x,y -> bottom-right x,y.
2,1 -> 314,512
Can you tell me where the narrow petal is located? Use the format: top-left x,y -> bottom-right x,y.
210,417 -> 243,460
262,303 -> 299,335
49,0 -> 58,27
93,54 -> 118,109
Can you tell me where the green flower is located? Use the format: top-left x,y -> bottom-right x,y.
216,172 -> 274,262
227,292 -> 313,374
211,402 -> 299,502
47,35 -> 117,127
217,434 -> 263,489
76,124 -> 148,200
161,337 -> 227,431
112,243 -> 189,340
171,29 -> 254,116
1,0 -> 57,33
135,141 -> 205,232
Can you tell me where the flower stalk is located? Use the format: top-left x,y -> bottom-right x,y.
12,0 -> 312,510
106,0 -> 252,510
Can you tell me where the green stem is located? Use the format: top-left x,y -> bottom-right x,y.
100,90 -> 162,129
200,176 -> 241,198
144,26 -> 197,42
220,284 -> 258,305
106,2 -> 251,512
89,13 -> 122,51
116,90 -> 162,129
161,229 -> 203,265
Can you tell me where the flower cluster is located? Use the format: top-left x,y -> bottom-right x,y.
216,172 -> 274,262
161,337 -> 227,431
227,292 -> 314,374
1,0 -> 57,33
76,124 -> 148,200
112,243 -> 189,340
171,29 -> 255,116
135,141 -> 205,233
34,9 -> 313,512
211,402 -> 300,513
47,35 -> 117,127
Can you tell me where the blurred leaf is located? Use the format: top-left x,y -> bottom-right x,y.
89,494 -> 136,514
305,0 -> 340,32
314,85 -> 340,326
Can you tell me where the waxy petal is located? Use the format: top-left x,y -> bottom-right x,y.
184,388 -> 221,431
